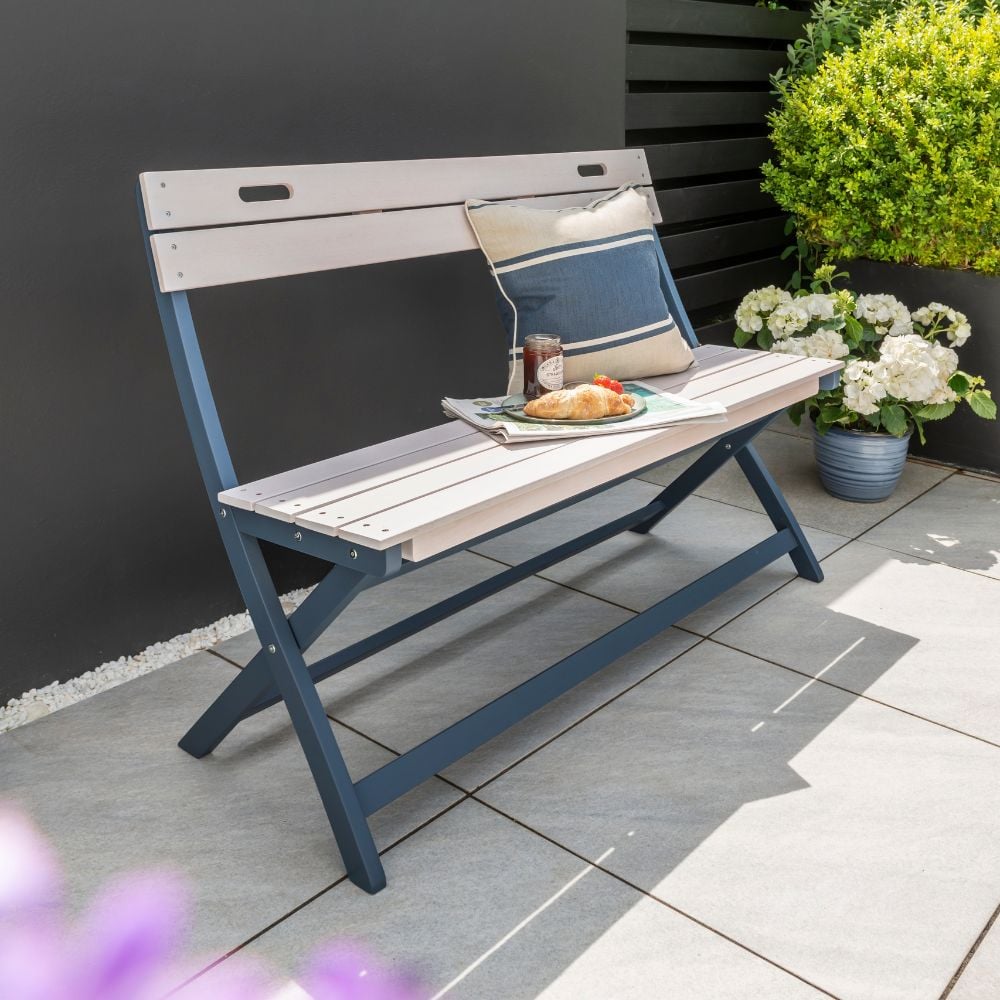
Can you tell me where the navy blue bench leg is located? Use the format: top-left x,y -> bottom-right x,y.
179,654 -> 274,758
139,195 -> 384,893
222,523 -> 385,894
631,415 -> 772,535
631,410 -> 822,582
179,564 -> 374,757
735,442 -> 823,583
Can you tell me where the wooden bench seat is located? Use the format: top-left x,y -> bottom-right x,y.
221,345 -> 838,560
138,149 -> 841,895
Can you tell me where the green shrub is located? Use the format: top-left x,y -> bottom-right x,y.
773,0 -> 988,95
763,2 -> 1000,275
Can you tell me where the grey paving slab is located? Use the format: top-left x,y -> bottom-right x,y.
771,410 -> 813,440
478,642 -> 1000,1000
637,429 -> 953,538
473,480 -> 847,636
861,474 -> 1000,580
215,550 -> 698,791
0,654 -> 460,961
716,540 -> 1000,743
438,626 -> 699,791
950,911 -> 1000,1000
187,799 -> 827,1000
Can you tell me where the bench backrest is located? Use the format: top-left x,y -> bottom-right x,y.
138,150 -> 666,293
137,150 -> 698,498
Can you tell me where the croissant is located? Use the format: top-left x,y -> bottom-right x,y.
523,384 -> 634,420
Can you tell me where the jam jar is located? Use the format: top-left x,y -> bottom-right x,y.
522,333 -> 564,398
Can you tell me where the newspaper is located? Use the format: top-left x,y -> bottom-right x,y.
441,381 -> 726,442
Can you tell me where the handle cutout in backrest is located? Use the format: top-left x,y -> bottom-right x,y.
238,184 -> 292,203
577,163 -> 607,177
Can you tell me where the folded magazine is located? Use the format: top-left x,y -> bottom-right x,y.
442,381 -> 727,442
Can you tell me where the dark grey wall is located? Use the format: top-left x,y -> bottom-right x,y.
0,1 -> 625,701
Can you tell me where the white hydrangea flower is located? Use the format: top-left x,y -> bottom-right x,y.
771,336 -> 807,355
795,293 -> 838,321
755,285 -> 794,312
802,328 -> 850,360
735,285 -> 795,334
878,333 -> 955,404
735,304 -> 764,332
911,302 -> 971,347
842,359 -> 888,415
768,301 -> 811,339
930,342 -> 959,377
855,293 -> 913,337
948,320 -> 971,347
925,382 -> 960,406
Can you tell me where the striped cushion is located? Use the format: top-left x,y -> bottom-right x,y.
465,185 -> 694,388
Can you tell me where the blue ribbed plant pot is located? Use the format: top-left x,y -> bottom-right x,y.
812,423 -> 911,503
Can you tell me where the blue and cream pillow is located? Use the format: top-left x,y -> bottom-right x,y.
465,185 -> 694,388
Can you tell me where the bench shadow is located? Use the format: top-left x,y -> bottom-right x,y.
416,619 -> 918,997
193,531 -> 928,997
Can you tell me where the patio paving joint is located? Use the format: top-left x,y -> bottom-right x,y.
940,901 -> 1000,1000
180,793 -> 475,993
703,634 -> 1000,752
468,796 -> 842,1000
471,510 -> 854,639
205,646 -> 246,671
445,634 -> 710,796
169,872 -> 350,997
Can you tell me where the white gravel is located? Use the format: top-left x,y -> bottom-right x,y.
0,587 -> 313,736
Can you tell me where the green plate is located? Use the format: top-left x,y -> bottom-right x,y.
501,386 -> 647,426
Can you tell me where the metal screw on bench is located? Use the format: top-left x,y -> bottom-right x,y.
293,531 -> 302,542
349,548 -> 358,559
218,507 -> 226,517
267,644 -> 276,654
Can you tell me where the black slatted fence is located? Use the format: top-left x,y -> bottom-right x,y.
627,0 -> 808,342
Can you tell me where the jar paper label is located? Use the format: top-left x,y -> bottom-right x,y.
537,355 -> 564,390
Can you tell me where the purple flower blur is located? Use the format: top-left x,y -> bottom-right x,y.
302,943 -> 422,1000
0,804 -> 421,1000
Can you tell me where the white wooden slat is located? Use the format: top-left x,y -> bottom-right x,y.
402,380 -> 819,561
259,344 -> 734,520
286,347 -> 771,530
288,348 -> 796,534
140,149 -> 651,230
295,438 -> 564,534
259,432 -> 503,523
220,345 -> 732,514
334,357 -> 839,556
643,343 -> 770,390
295,351 -> 804,540
217,420 -> 477,511
395,363 -> 837,561
642,349 -> 809,400
150,187 -> 661,293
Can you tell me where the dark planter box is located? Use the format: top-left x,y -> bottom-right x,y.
844,259 -> 1000,474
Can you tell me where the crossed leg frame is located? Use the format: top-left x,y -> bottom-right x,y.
179,411 -> 822,894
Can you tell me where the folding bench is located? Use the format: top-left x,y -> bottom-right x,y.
137,150 -> 841,893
